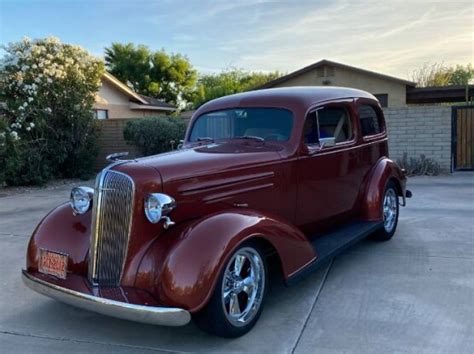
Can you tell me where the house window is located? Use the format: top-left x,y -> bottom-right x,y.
373,94 -> 388,108
325,66 -> 335,77
93,109 -> 108,120
358,105 -> 383,136
316,66 -> 335,78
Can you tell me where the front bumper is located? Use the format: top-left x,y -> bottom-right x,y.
22,270 -> 191,326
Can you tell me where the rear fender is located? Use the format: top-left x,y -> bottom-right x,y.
135,210 -> 315,313
360,157 -> 407,221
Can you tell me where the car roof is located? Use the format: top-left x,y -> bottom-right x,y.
198,86 -> 377,113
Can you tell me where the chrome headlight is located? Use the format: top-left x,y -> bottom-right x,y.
70,186 -> 94,215
144,193 -> 176,224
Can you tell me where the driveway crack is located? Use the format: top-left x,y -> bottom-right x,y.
0,233 -> 30,238
0,330 -> 185,353
291,258 -> 333,354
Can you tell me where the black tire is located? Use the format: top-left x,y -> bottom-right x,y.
194,241 -> 268,338
371,180 -> 399,241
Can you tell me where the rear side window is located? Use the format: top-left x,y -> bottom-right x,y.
303,106 -> 353,145
358,105 -> 382,136
373,94 -> 388,108
318,107 -> 352,143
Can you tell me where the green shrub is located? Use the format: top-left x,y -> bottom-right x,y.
123,116 -> 186,156
4,139 -> 52,185
0,117 -> 7,186
0,37 -> 104,186
1,115 -> 52,186
397,153 -> 441,176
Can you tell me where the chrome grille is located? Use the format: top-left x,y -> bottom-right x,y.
88,170 -> 134,286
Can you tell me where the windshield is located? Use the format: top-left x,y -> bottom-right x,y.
189,108 -> 293,142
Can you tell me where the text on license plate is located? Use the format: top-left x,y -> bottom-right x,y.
39,249 -> 68,279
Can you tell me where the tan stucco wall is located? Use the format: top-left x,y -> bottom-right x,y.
271,66 -> 408,107
94,79 -> 168,118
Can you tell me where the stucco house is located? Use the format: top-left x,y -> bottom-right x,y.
259,59 -> 416,107
93,73 -> 176,119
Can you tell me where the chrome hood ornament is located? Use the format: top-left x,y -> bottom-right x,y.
106,152 -> 129,162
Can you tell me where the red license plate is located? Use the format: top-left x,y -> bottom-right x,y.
39,249 -> 68,279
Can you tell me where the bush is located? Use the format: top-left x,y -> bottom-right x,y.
397,153 -> 441,176
0,117 -> 7,186
123,116 -> 186,156
0,37 -> 104,186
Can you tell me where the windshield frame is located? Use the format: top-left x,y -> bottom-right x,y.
186,107 -> 295,144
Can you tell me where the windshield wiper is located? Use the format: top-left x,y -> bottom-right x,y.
234,135 -> 265,142
196,137 -> 214,143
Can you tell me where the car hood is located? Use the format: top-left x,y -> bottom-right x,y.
135,142 -> 282,184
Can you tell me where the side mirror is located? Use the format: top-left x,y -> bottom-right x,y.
319,137 -> 336,148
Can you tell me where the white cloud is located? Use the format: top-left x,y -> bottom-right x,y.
202,0 -> 473,78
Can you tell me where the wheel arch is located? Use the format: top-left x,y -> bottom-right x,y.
251,236 -> 284,277
359,157 -> 406,221
389,176 -> 403,198
136,210 -> 315,313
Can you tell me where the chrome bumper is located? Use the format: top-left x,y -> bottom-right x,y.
22,270 -> 191,326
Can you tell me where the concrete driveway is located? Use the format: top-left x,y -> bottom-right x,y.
0,174 -> 473,353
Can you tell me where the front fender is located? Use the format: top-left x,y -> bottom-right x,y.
360,157 -> 407,221
136,210 -> 315,313
26,203 -> 91,275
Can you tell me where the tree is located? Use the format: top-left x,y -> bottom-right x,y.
104,43 -> 197,106
411,62 -> 474,87
0,37 -> 104,185
193,68 -> 281,107
450,64 -> 474,85
103,43 -> 150,94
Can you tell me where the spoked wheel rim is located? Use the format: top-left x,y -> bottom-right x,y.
221,247 -> 265,327
383,188 -> 398,233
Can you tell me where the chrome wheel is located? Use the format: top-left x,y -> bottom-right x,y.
383,188 -> 398,233
221,247 -> 265,327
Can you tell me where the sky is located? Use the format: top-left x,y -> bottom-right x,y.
1,0 -> 473,80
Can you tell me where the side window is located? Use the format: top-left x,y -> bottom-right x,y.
303,111 -> 319,145
358,105 -> 382,136
317,106 -> 353,143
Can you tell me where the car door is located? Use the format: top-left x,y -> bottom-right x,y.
295,100 -> 361,234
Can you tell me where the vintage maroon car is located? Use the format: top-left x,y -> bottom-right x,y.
23,87 -> 411,337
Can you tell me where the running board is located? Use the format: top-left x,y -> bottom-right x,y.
286,221 -> 383,285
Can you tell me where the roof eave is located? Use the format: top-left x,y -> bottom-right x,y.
103,73 -> 148,104
258,59 -> 416,89
129,103 -> 176,111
